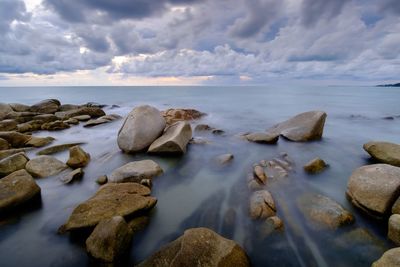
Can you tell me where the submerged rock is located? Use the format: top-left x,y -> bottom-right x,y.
388,214 -> 400,245
0,169 -> 41,212
26,155 -> 68,178
66,146 -> 90,168
59,183 -> 156,232
303,157 -> 327,174
216,153 -> 234,165
245,132 -> 279,144
137,227 -> 250,267
363,141 -> 400,167
0,152 -> 29,177
29,99 -> 60,114
267,111 -> 327,142
60,168 -> 84,184
36,142 -> 86,155
249,190 -> 276,220
148,121 -> 192,154
117,105 -> 166,153
108,160 -> 163,183
372,247 -> 400,267
347,164 -> 400,217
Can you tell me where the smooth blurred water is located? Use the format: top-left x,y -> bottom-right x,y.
0,86 -> 399,267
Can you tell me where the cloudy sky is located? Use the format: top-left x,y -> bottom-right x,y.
0,0 -> 399,86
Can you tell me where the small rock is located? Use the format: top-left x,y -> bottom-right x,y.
162,108 -> 205,125
212,129 -> 225,135
260,216 -> 284,238
245,132 -> 279,144
249,190 -> 276,220
96,175 -> 108,185
66,146 -> 90,168
0,152 -> 29,177
303,157 -> 327,174
61,168 -> 84,184
216,153 -> 234,165
364,141 -> 400,167
33,114 -> 58,123
26,155 -> 68,178
372,247 -> 400,267
254,164 -> 267,184
84,114 -> 122,127
25,136 -> 55,148
388,214 -> 400,245
108,160 -> 163,183
194,124 -> 213,131
189,137 -> 211,145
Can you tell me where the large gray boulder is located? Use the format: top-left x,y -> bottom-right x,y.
148,121 -> 192,154
0,152 -> 29,177
267,111 -> 327,142
29,99 -> 61,114
372,248 -> 400,267
26,155 -> 68,178
347,164 -> 400,217
364,141 -> 400,167
118,105 -> 166,153
0,169 -> 41,212
137,227 -> 250,267
108,160 -> 163,183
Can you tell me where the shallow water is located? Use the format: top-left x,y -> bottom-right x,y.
0,85 -> 399,267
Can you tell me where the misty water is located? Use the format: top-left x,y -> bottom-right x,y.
0,85 -> 399,267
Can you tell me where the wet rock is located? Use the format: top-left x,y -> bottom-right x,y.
267,111 -> 327,142
73,115 -> 91,121
245,132 -> 279,144
29,99 -> 60,114
127,216 -> 150,233
41,120 -> 70,131
259,216 -> 284,238
26,155 -> 68,178
36,142 -> 85,155
148,121 -> 192,154
83,114 -> 122,127
0,119 -> 17,131
66,146 -> 90,168
216,153 -> 234,165
33,114 -> 58,123
0,152 -> 29,177
372,247 -> 400,267
195,124 -> 213,131
137,227 -> 250,267
162,108 -> 205,125
303,157 -> 327,174
249,190 -> 276,220
108,160 -> 163,183
96,175 -> 108,185
9,103 -> 30,112
298,193 -> 354,230
61,168 -> 84,184
388,214 -> 400,245
59,183 -> 156,232
118,105 -> 166,153
64,118 -> 79,125
0,137 -> 9,150
364,141 -> 400,167
253,164 -> 267,184
347,164 -> 400,217
25,136 -> 54,147
58,104 -> 80,112
0,169 -> 41,212
5,111 -> 40,123
0,148 -> 31,160
55,107 -> 105,120
86,216 -> 133,262
0,103 -> 13,120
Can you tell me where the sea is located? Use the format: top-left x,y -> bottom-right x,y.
0,85 -> 399,267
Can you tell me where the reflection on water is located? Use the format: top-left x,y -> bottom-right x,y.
0,86 -> 400,267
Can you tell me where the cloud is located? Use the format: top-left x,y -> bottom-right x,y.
300,0 -> 350,27
0,0 -> 30,33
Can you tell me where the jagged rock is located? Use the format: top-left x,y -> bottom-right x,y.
26,155 -> 68,178
303,157 -> 327,174
216,153 -> 234,165
108,160 -> 163,183
137,228 -> 250,267
372,248 -> 400,267
0,119 -> 17,131
148,121 -> 192,154
117,105 -> 166,153
267,111 -> 327,142
0,152 -> 29,177
249,190 -> 276,220
388,214 -> 400,245
364,141 -> 400,167
245,132 -> 279,144
60,168 -> 84,184
66,146 -> 90,168
41,120 -> 70,131
59,183 -> 156,232
55,107 -> 105,120
0,137 -> 9,150
37,142 -> 85,155
162,108 -> 205,125
29,99 -> 60,114
96,175 -> 108,185
0,169 -> 41,212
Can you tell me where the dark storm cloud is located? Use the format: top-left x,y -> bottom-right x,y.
0,0 -> 30,33
301,0 -> 350,27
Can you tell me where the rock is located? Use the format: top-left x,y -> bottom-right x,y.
388,214 -> 400,245
66,146 -> 90,168
83,114 -> 122,127
303,157 -> 327,174
26,155 -> 68,178
64,118 -> 79,125
108,160 -> 163,183
9,103 -> 30,112
84,102 -> 107,108
372,248 -> 400,267
245,132 -> 279,144
0,148 -> 31,160
137,227 -> 250,267
253,164 -> 267,184
0,137 -> 9,150
59,183 -> 156,232
364,141 -> 400,167
36,142 -> 85,155
249,190 -> 276,220
25,136 -> 54,147
61,168 -> 84,184
189,137 -> 211,145
33,114 -> 58,123
393,197 -> 400,214
55,107 -> 105,120
117,105 -> 166,153
0,169 -> 41,212
0,119 -> 17,131
127,216 -> 150,233
298,193 -> 354,230
4,111 -> 40,123
41,120 -> 70,131
73,115 -> 91,121
195,124 -> 213,131
58,104 -> 80,112
29,99 -> 60,114
86,216 -> 133,262
212,129 -> 225,135
267,111 -> 327,142
0,152 -> 29,177
0,131 -> 31,147
0,103 -> 13,120
216,153 -> 234,165
347,164 -> 400,217
16,121 -> 38,133
148,121 -> 192,154
96,175 -> 108,185
259,216 -> 284,238
162,108 -> 205,125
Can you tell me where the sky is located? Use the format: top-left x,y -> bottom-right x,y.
0,0 -> 399,86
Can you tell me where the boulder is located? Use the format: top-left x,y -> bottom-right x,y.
388,214 -> 400,245
41,120 -> 70,131
137,228 -> 250,267
162,108 -> 205,125
267,111 -> 327,142
4,111 -> 40,123
26,155 -> 68,178
59,183 -> 156,232
117,105 -> 166,153
0,169 -> 41,212
29,99 -> 60,114
148,121 -> 192,154
347,164 -> 400,217
66,146 -> 90,168
0,152 -> 29,177
364,141 -> 400,167
108,160 -> 163,183
55,107 -> 105,120
0,119 -> 17,131
9,103 -> 30,112
0,137 -> 9,150
298,193 -> 354,230
303,157 -> 327,174
372,248 -> 400,267
37,142 -> 85,155
245,132 -> 279,144
216,153 -> 234,165
60,168 -> 84,184
0,103 -> 13,120
249,190 -> 276,220
86,216 -> 133,262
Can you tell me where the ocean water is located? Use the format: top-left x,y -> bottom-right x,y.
0,85 -> 399,267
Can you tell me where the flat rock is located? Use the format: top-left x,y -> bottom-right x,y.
148,121 -> 192,154
0,119 -> 17,131
29,99 -> 60,114
59,183 -> 156,232
64,118 -> 79,125
347,164 -> 400,217
303,157 -> 327,174
83,114 -> 122,127
26,155 -> 68,178
25,136 -> 54,147
249,190 -> 276,220
388,214 -> 400,245
61,168 -> 84,184
66,146 -> 90,168
0,152 -> 29,177
137,227 -> 250,267
372,248 -> 400,267
108,160 -> 163,183
0,169 -> 41,212
36,142 -> 86,155
117,105 -> 166,153
55,107 -> 105,120
267,111 -> 327,142
364,141 -> 400,167
0,148 -> 31,160
245,132 -> 279,144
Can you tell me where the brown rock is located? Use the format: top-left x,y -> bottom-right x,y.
372,248 -> 400,267
364,141 -> 400,167
245,132 -> 279,144
26,155 -> 68,178
148,121 -> 192,154
66,146 -> 90,168
303,157 -> 327,174
388,214 -> 400,245
60,168 -> 84,184
29,99 -> 60,114
96,175 -> 108,185
249,190 -> 276,220
0,152 -> 29,177
216,153 -> 234,165
162,108 -> 205,125
9,103 -> 30,112
108,160 -> 163,183
0,103 -> 13,120
55,107 -> 105,120
36,142 -> 86,155
0,137 -> 9,150
0,119 -> 17,131
41,120 -> 70,131
254,164 -> 267,184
